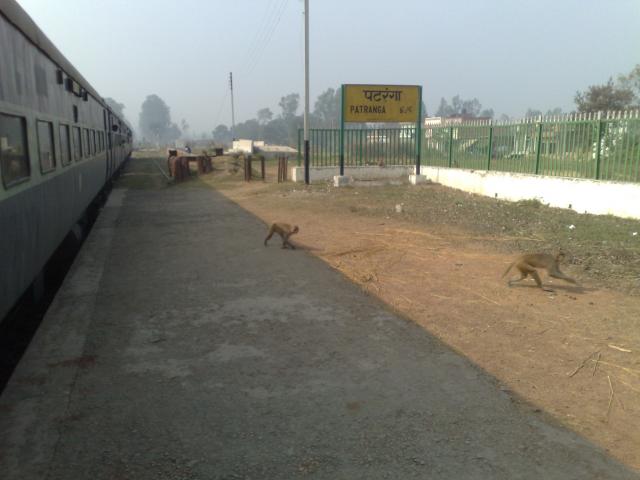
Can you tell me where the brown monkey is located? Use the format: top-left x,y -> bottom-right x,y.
502,251 -> 577,292
264,223 -> 299,249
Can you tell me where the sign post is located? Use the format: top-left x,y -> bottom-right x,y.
336,84 -> 425,186
415,85 -> 422,176
339,84 -> 345,177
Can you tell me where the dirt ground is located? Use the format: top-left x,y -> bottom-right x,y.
164,152 -> 640,470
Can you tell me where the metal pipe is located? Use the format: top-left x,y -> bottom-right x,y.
303,0 -> 310,184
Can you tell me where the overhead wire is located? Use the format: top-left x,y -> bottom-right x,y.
244,0 -> 290,76
211,0 -> 290,129
212,88 -> 230,129
210,1 -> 280,129
237,0 -> 280,74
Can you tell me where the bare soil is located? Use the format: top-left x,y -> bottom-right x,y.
191,154 -> 640,470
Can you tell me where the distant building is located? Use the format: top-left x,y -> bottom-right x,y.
231,139 -> 297,157
424,116 -> 492,128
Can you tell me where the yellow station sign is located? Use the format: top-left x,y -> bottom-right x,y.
343,84 -> 421,123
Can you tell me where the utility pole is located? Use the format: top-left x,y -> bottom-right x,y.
229,72 -> 236,140
303,0 -> 310,184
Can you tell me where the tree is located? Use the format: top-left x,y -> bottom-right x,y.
480,108 -> 494,119
213,124 -> 231,144
166,123 -> 181,144
139,94 -> 181,145
234,119 -> 260,140
105,97 -> 125,119
279,93 -> 300,119
263,118 -> 288,145
546,107 -> 563,116
574,78 -> 635,113
257,108 -> 274,125
104,97 -> 132,129
313,88 -> 340,128
435,95 -> 486,117
525,108 -> 543,118
180,119 -> 190,139
617,64 -> 640,101
435,98 -> 452,117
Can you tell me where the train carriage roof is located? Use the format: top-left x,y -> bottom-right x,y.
0,0 -> 112,113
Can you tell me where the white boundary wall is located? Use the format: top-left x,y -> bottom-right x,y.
420,166 -> 640,220
291,165 -> 413,183
290,164 -> 640,219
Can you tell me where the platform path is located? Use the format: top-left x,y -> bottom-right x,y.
0,158 -> 637,479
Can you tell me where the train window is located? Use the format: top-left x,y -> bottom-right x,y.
91,130 -> 97,154
0,113 -> 30,188
59,124 -> 71,165
72,126 -> 82,160
37,120 -> 56,173
83,128 -> 90,156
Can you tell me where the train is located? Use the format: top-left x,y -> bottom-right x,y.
0,0 -> 132,320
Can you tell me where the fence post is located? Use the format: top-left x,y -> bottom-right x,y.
448,127 -> 454,168
486,123 -> 493,171
534,121 -> 543,175
595,111 -> 603,180
297,129 -> 302,166
415,86 -> 423,175
339,86 -> 345,176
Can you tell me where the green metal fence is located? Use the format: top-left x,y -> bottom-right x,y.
423,111 -> 640,182
297,127 -> 417,167
298,110 -> 640,182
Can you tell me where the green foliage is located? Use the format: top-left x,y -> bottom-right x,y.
104,97 -> 132,129
278,93 -> 300,119
313,87 -> 341,128
525,108 -> 543,118
213,124 -> 231,144
574,78 -> 635,113
234,119 -> 261,140
435,95 -> 491,118
617,64 -> 640,100
138,94 -> 181,145
257,108 -> 273,125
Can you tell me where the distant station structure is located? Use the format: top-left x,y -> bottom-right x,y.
231,139 -> 297,158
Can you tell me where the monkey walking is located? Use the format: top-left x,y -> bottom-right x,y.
503,252 -> 578,292
264,223 -> 299,249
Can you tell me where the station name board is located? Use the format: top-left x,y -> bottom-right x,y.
343,84 -> 421,123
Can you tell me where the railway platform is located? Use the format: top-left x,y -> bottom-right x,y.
0,158 -> 637,479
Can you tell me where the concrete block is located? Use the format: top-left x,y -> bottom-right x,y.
333,175 -> 352,187
409,174 -> 427,185
293,166 -> 414,183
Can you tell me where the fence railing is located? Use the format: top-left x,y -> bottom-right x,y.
298,110 -> 640,182
297,127 -> 417,167
424,111 -> 640,182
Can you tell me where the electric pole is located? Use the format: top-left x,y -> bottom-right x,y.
229,72 -> 236,140
303,0 -> 310,184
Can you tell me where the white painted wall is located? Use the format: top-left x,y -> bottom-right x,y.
420,166 -> 640,220
290,163 -> 640,220
291,165 -> 413,183
231,139 -> 253,154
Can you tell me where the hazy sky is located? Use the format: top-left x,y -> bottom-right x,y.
16,0 -> 640,135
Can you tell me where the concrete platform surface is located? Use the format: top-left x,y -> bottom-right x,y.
1,160 -> 637,479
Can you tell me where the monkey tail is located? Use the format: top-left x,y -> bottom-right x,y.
502,262 -> 515,278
